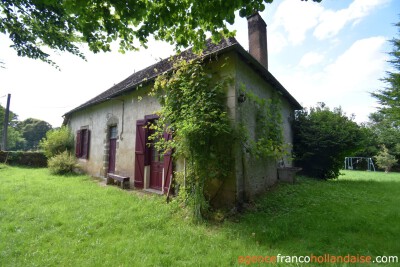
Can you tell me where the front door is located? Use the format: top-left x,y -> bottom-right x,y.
108,126 -> 117,173
149,134 -> 163,190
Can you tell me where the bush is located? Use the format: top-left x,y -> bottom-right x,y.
0,151 -> 47,167
40,126 -> 74,158
375,145 -> 398,172
48,151 -> 78,175
293,103 -> 362,179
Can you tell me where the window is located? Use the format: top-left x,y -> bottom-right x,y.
75,129 -> 90,159
110,126 -> 118,139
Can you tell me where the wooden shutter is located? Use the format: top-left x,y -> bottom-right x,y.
75,130 -> 82,158
163,132 -> 173,193
134,120 -> 146,188
83,130 -> 90,159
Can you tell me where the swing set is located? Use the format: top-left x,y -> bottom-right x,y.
344,157 -> 375,171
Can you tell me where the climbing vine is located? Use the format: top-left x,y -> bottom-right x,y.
239,85 -> 289,160
149,59 -> 290,220
150,58 -> 234,220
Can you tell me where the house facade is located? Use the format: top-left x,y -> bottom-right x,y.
63,13 -> 302,206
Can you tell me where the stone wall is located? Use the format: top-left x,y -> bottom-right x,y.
67,86 -> 161,186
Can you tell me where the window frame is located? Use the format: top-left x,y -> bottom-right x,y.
75,128 -> 90,159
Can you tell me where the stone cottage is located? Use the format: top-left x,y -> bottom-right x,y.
63,13 -> 302,206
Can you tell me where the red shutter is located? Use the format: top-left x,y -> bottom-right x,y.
163,132 -> 173,193
134,120 -> 146,188
75,130 -> 82,158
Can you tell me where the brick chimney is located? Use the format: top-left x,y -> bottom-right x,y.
247,12 -> 268,70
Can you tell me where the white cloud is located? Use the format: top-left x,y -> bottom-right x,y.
268,31 -> 289,53
269,0 -> 389,48
314,0 -> 391,40
323,36 -> 387,95
299,52 -> 325,68
279,36 -> 387,122
271,0 -> 323,46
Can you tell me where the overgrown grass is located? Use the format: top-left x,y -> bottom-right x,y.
0,166 -> 399,266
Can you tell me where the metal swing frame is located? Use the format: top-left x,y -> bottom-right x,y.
344,157 -> 376,171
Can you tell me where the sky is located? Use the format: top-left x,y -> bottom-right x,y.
0,0 -> 399,128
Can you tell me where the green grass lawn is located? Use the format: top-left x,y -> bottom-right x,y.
0,165 -> 399,266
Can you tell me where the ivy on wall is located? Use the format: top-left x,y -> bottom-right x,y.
149,59 -> 289,219
150,58 -> 234,219
239,84 -> 289,161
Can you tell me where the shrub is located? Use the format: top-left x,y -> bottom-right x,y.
0,151 -> 47,167
48,151 -> 78,175
375,145 -> 398,172
293,103 -> 362,179
40,126 -> 74,158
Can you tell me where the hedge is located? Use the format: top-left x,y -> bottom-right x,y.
0,151 -> 47,167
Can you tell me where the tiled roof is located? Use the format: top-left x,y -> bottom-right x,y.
64,38 -> 240,116
64,37 -> 301,117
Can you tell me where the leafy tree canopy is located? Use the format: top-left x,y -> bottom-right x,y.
39,126 -> 73,158
293,103 -> 362,179
368,112 -> 400,154
0,104 -> 25,150
1,0 -> 321,66
372,20 -> 400,126
0,104 -> 18,128
375,145 -> 398,173
17,118 -> 52,150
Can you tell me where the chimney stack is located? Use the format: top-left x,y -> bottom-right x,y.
247,12 -> 268,70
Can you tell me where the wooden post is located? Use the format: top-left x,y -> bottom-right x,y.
1,94 -> 11,151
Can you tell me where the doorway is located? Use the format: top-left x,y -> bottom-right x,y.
135,116 -> 173,192
148,131 -> 163,190
108,126 -> 117,173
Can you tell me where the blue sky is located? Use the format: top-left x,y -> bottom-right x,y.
0,0 -> 398,127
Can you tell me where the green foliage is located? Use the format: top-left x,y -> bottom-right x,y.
0,104 -> 26,151
371,20 -> 400,126
375,145 -> 398,172
40,126 -> 74,158
48,151 -> 78,175
5,126 -> 26,151
151,59 -> 233,220
0,103 -> 18,128
293,103 -> 362,179
1,105 -> 53,151
0,151 -> 47,167
17,118 -> 52,151
359,112 -> 400,171
0,0 -> 321,66
240,86 -> 288,160
353,123 -> 380,158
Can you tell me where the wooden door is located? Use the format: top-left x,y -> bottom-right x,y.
134,120 -> 146,188
108,126 -> 117,173
149,134 -> 163,190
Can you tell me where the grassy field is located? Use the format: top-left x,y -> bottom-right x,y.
0,165 -> 399,266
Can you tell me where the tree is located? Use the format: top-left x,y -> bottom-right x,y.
0,104 -> 18,129
293,103 -> 362,179
365,112 -> 400,171
353,123 -> 380,158
5,126 -> 26,151
371,20 -> 400,126
0,0 -> 321,66
375,145 -> 398,172
17,118 -> 52,150
0,104 -> 26,150
39,126 -> 74,158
